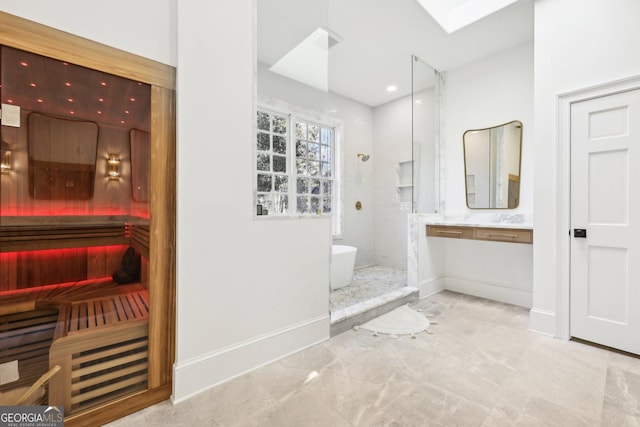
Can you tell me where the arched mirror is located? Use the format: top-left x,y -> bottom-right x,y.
463,120 -> 522,209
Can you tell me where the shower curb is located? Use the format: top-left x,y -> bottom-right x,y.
329,288 -> 419,337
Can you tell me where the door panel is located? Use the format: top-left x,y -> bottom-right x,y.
570,89 -> 640,354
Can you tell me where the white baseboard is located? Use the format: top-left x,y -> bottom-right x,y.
172,314 -> 329,403
419,277 -> 445,299
529,308 -> 556,337
444,277 -> 532,308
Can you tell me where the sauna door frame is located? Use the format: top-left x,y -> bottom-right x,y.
0,12 -> 176,426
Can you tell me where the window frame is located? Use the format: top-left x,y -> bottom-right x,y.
255,104 -> 342,237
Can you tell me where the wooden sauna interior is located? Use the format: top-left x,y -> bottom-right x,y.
0,12 -> 175,426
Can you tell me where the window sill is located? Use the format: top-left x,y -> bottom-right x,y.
254,213 -> 332,221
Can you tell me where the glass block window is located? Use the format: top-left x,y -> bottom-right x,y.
256,110 -> 289,214
295,120 -> 334,214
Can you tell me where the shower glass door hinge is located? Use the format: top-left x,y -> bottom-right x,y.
0,103 -> 21,127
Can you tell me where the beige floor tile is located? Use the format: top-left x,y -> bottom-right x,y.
603,368 -> 640,417
106,290 -> 640,427
362,383 -> 490,427
250,389 -> 352,427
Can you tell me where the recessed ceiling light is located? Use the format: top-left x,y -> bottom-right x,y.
30,83 -> 37,87
386,85 -> 397,92
65,82 -> 72,87
37,99 -> 43,103
19,61 -> 28,67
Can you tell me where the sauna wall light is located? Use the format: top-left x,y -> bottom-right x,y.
0,146 -> 11,175
107,153 -> 121,180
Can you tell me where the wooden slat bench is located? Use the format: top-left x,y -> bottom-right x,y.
0,309 -> 58,395
45,285 -> 150,415
0,280 -> 149,415
0,216 -> 152,414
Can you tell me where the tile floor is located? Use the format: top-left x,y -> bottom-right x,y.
106,291 -> 640,426
330,266 -> 407,312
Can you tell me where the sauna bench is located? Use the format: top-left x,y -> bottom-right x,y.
0,215 -> 150,258
0,279 -> 150,414
426,224 -> 533,244
0,216 -> 152,413
0,279 -> 149,332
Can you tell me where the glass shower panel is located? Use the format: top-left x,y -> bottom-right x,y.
411,55 -> 440,213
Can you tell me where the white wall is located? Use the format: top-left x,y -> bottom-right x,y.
174,1 -> 331,401
0,0 -> 177,66
414,41 -> 534,306
257,63 -> 375,268
371,96 -> 411,270
532,0 -> 640,335
442,41 -> 533,215
372,91 -> 436,270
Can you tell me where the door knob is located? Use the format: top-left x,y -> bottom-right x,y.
573,229 -> 587,238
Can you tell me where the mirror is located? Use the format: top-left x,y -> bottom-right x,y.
463,120 -> 522,209
28,113 -> 99,200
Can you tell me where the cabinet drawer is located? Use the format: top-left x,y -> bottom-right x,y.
426,225 -> 474,239
473,227 -> 532,244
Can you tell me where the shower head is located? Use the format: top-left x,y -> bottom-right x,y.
357,153 -> 370,162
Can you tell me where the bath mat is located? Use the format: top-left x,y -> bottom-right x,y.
356,305 -> 431,338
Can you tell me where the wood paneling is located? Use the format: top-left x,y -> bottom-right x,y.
0,12 -> 175,90
64,383 -> 171,427
17,249 -> 88,288
0,221 -> 138,292
148,86 -> 176,388
0,223 -> 129,253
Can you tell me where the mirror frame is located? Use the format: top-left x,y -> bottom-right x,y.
462,120 -> 523,210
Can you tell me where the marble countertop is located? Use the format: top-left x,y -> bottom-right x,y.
416,213 -> 533,229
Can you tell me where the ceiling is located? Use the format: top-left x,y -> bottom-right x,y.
1,46 -> 151,130
257,0 -> 534,107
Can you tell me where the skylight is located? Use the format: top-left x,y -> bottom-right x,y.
416,0 -> 522,34
269,28 -> 331,92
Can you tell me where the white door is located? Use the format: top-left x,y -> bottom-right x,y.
570,88 -> 640,354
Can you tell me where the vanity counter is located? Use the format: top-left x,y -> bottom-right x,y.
423,214 -> 533,244
426,224 -> 532,244
409,213 -> 534,307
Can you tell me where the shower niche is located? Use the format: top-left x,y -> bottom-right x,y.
0,13 -> 175,427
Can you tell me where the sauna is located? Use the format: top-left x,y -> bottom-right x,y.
0,12 -> 175,426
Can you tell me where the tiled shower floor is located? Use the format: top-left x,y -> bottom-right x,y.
328,265 -> 418,333
329,265 -> 408,313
